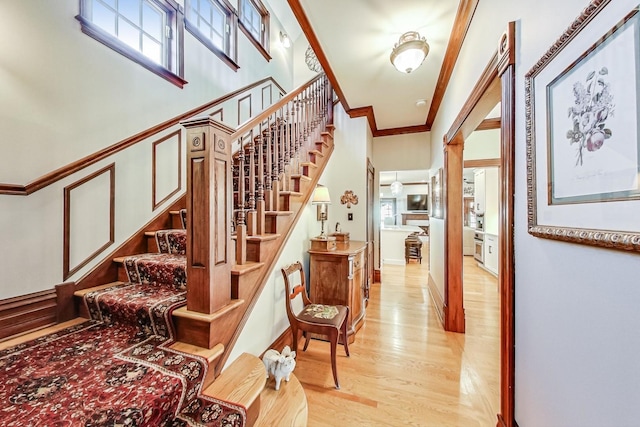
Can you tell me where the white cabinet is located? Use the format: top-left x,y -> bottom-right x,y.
474,169 -> 485,214
484,233 -> 498,275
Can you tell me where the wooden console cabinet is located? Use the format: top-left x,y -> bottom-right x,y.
308,240 -> 367,343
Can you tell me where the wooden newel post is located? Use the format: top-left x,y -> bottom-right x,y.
182,117 -> 233,314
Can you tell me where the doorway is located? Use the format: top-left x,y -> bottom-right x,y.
441,23 -> 516,426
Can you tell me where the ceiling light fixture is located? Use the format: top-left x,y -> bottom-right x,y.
390,172 -> 403,196
390,31 -> 430,74
279,32 -> 291,49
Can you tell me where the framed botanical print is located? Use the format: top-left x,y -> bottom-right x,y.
526,0 -> 640,251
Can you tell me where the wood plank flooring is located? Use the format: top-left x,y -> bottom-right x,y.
296,247 -> 499,426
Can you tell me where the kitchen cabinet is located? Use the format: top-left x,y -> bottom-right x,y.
474,169 -> 486,214
308,240 -> 367,343
484,233 -> 498,275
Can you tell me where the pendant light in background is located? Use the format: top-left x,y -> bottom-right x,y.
390,172 -> 403,196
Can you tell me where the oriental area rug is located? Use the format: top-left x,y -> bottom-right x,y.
0,252 -> 245,426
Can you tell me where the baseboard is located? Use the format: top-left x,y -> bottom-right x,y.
427,272 -> 445,327
496,414 -> 519,427
0,289 -> 57,341
262,326 -> 305,359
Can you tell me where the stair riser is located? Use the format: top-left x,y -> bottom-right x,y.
264,214 -> 293,235
174,310 -> 242,353
146,236 -> 159,253
231,268 -> 263,300
170,212 -> 183,229
246,238 -> 279,263
278,193 -> 302,212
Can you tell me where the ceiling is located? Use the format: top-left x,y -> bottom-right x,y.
288,0 -> 478,135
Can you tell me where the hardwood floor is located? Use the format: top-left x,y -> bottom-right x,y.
296,247 -> 499,426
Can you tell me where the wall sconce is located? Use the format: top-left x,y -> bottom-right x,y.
311,185 -> 331,239
390,31 -> 430,74
279,31 -> 291,49
340,190 -> 359,208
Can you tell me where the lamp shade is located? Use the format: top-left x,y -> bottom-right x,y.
390,31 -> 430,74
312,185 -> 331,204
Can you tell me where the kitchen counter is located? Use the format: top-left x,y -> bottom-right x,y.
380,225 -> 425,265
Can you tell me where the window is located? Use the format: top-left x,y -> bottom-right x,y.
380,198 -> 397,226
77,0 -> 186,87
238,0 -> 270,61
185,0 -> 238,70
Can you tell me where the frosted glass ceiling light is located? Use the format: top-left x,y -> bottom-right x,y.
390,31 -> 430,74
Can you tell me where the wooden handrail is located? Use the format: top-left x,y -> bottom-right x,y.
0,77 -> 287,196
230,74 -> 323,142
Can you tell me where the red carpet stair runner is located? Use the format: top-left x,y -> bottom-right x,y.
0,229 -> 247,426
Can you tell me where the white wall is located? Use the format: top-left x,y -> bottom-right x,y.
464,128 -> 501,160
317,104 -> 369,242
431,0 -> 640,425
373,132 -> 431,172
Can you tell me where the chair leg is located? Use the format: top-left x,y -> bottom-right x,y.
303,333 -> 311,351
291,325 -> 299,353
329,329 -> 339,389
341,315 -> 350,357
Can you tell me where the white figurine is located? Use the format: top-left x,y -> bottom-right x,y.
262,345 -> 297,390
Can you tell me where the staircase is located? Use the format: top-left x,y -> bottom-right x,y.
71,74 -> 335,425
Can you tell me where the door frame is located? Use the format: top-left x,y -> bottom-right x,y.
442,23 -> 516,426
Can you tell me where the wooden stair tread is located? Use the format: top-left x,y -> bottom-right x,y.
73,281 -> 125,298
309,149 -> 324,156
256,373 -> 308,427
231,262 -> 264,276
290,174 -> 311,181
300,161 -> 318,168
246,233 -> 280,242
203,353 -> 266,410
0,318 -> 87,350
169,342 -> 223,365
279,191 -> 303,197
265,211 -> 293,217
172,299 -> 244,322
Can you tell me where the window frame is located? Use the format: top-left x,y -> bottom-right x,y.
238,0 -> 271,61
185,0 -> 239,71
76,0 -> 187,88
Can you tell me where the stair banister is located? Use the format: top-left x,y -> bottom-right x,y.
176,74 -> 331,350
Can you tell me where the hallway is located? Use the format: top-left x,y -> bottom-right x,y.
296,251 -> 499,426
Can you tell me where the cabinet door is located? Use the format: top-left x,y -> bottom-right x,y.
484,234 -> 498,274
474,169 -> 486,214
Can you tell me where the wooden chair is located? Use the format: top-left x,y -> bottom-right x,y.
281,261 -> 350,389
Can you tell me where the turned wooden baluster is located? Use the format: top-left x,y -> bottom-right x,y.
272,110 -> 281,211
236,136 -> 247,265
264,115 -> 273,212
246,132 -> 256,235
280,100 -> 295,190
256,123 -> 265,235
